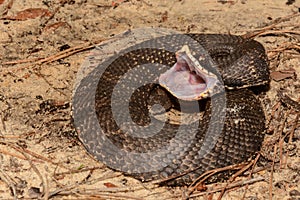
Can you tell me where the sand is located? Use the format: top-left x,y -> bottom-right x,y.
0,0 -> 299,199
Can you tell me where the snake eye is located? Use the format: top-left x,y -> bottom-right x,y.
159,45 -> 219,101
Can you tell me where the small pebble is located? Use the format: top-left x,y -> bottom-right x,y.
289,189 -> 300,196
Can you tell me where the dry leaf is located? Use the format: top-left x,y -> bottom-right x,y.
4,8 -> 52,20
271,69 -> 295,81
104,182 -> 117,188
43,22 -> 70,32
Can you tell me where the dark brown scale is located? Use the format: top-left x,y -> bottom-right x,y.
72,33 -> 269,185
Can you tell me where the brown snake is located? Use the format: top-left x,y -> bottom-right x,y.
72,29 -> 270,185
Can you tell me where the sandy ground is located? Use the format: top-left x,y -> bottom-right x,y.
0,0 -> 299,199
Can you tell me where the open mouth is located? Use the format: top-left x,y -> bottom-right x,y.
159,45 -> 219,101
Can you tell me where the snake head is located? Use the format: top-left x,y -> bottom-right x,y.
159,45 -> 224,101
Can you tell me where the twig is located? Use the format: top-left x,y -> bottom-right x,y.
0,38 -> 108,73
47,184 -> 78,199
255,30 -> 300,37
267,101 -> 281,127
55,192 -> 143,200
243,12 -> 300,39
35,40 -> 104,65
278,112 -> 299,168
187,163 -> 247,195
0,147 -> 38,162
20,150 -> 48,200
0,57 -> 42,65
278,109 -> 290,168
288,114 -> 299,144
44,176 -> 50,200
268,43 -> 300,53
48,171 -> 151,199
0,168 -> 18,200
152,163 -> 246,192
0,131 -> 37,139
269,144 -> 277,200
188,176 -> 264,198
7,142 -> 70,170
276,90 -> 300,168
241,154 -> 261,200
217,155 -> 260,200
54,166 -> 104,176
254,30 -> 300,37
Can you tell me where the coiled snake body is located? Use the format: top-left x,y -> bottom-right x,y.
73,31 -> 269,185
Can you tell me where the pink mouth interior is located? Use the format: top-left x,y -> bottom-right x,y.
159,54 -> 208,101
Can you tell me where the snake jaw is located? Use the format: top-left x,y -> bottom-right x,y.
159,45 -> 220,101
